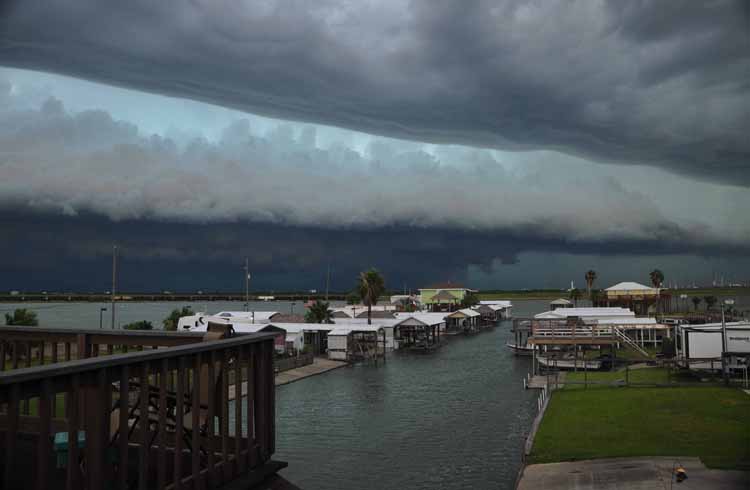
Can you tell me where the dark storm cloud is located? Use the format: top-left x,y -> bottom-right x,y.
2,210 -> 748,292
1,1 -> 748,185
2,94 -> 747,249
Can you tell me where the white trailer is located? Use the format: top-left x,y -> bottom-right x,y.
676,322 -> 750,369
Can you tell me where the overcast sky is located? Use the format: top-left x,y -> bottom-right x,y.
1,1 -> 749,291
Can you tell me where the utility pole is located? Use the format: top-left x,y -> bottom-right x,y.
111,244 -> 117,329
325,264 -> 331,301
244,258 -> 250,312
721,299 -> 735,386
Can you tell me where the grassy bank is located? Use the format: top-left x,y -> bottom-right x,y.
529,384 -> 750,469
562,367 -> 701,389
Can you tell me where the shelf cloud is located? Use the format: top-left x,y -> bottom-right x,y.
2,0 -> 748,185
1,93 -> 747,253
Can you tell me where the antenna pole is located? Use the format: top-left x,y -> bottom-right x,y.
111,244 -> 117,329
244,258 -> 250,312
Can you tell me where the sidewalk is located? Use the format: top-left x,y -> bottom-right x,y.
228,357 -> 348,400
275,357 -> 347,386
517,457 -> 749,490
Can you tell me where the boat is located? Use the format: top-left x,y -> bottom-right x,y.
505,342 -> 533,356
537,356 -> 601,370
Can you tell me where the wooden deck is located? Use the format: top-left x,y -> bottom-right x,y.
0,326 -> 288,490
528,337 -> 616,345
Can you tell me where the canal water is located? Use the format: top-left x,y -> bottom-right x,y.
274,301 -> 548,490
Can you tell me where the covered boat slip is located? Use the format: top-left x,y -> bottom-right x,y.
477,300 -> 513,319
472,304 -> 505,324
327,325 -> 387,362
392,314 -> 445,352
445,308 -> 482,333
510,315 -> 670,372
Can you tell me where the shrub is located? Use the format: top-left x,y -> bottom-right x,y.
123,320 -> 154,331
4,308 -> 38,326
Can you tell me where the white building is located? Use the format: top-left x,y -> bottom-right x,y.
534,307 -> 635,320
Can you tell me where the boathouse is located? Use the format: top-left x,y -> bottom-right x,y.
327,325 -> 386,362
478,300 -> 513,318
534,307 -> 635,320
445,308 -> 481,333
393,314 -> 446,351
549,298 -> 573,310
472,304 -> 502,324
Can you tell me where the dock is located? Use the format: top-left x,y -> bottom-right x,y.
275,357 -> 347,386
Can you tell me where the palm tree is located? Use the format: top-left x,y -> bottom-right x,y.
649,269 -> 665,315
357,268 -> 386,325
305,300 -> 333,324
691,296 -> 701,311
649,269 -> 664,288
584,270 -> 597,301
569,288 -> 582,307
703,296 -> 717,311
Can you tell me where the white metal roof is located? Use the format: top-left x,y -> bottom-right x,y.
189,321 -> 276,333
327,325 -> 384,336
393,314 -> 447,327
479,300 -> 512,307
269,322 -> 334,332
549,298 -> 573,305
393,312 -> 448,321
334,318 -> 400,327
447,308 -> 481,318
594,317 -> 658,325
213,311 -> 279,323
604,282 -> 657,291
534,307 -> 635,319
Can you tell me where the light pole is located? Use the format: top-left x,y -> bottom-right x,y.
679,294 -> 688,313
99,307 -> 107,329
244,258 -> 251,312
111,244 -> 117,329
721,298 -> 735,385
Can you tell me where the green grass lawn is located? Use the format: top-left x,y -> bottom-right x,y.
582,346 -> 659,361
562,367 -> 701,389
529,385 -> 750,469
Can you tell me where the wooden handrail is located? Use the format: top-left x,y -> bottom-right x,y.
0,332 -> 276,386
0,330 -> 278,489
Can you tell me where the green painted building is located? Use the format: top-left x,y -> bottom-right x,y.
419,283 -> 477,312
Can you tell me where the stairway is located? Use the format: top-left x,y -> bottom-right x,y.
613,327 -> 650,357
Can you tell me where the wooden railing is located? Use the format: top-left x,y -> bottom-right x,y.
275,352 -> 314,373
529,319 -> 614,338
0,328 -> 278,490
